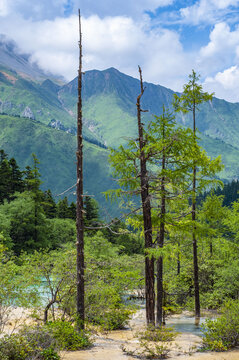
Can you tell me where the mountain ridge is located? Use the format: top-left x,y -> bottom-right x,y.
1,37 -> 239,215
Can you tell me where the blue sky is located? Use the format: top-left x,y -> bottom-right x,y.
1,0 -> 239,102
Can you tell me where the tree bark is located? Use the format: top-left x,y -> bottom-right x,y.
192,100 -> 200,323
177,239 -> 181,275
76,10 -> 85,331
137,66 -> 155,325
156,132 -> 166,326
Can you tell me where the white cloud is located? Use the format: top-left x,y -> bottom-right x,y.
0,0 -> 9,16
0,13 -> 191,90
180,0 -> 239,25
1,0 -> 239,102
197,22 -> 239,76
0,0 -> 70,20
204,66 -> 239,102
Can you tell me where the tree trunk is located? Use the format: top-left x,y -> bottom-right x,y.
192,100 -> 200,323
76,10 -> 85,331
156,136 -> 166,326
177,240 -> 181,275
137,66 -> 155,325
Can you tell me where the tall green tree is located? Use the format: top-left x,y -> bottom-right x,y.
147,108 -> 195,325
173,70 -> 215,322
42,189 -> 57,219
8,158 -> 25,196
57,197 -> 70,219
24,154 -> 43,245
0,151 -> 25,203
84,196 -> 99,226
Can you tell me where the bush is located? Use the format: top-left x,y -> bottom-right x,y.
0,334 -> 28,360
46,321 -> 92,350
0,327 -> 60,360
86,284 -> 134,330
202,300 -> 239,351
88,307 -> 133,330
138,325 -> 177,343
132,325 -> 177,359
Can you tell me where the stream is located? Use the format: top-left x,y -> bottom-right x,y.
61,310 -> 206,360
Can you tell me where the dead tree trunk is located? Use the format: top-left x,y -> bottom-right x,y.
76,9 -> 85,331
137,66 -> 155,325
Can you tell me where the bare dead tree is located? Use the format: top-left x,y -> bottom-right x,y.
76,9 -> 84,330
137,66 -> 155,325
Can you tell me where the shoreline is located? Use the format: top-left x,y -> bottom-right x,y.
2,306 -> 239,360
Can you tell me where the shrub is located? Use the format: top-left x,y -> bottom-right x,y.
89,307 -> 133,330
0,327 -> 60,360
0,334 -> 28,360
46,321 -> 92,350
128,325 -> 178,359
138,325 -> 177,343
202,300 -> 239,351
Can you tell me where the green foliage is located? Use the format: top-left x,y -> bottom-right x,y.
0,247 -> 39,333
0,191 -> 50,254
138,325 -> 177,342
14,235 -> 142,330
173,70 -> 213,114
46,321 -> 92,350
86,283 -> 133,330
102,220 -> 143,255
39,348 -> 60,360
202,300 -> 239,351
132,325 -> 177,359
84,195 -> 100,226
41,190 -> 57,219
0,149 -> 25,204
0,114 -> 118,217
0,326 -> 59,360
48,217 -> 76,247
84,233 -> 141,329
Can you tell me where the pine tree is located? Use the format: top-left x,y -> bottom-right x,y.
173,70 -> 215,322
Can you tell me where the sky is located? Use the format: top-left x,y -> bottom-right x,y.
1,0 -> 239,102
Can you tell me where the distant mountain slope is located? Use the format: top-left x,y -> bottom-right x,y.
1,35 -> 239,200
0,36 -> 58,81
0,114 -> 117,216
59,67 -> 239,151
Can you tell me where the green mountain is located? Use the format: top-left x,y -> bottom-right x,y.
0,114 -> 116,215
1,37 -> 239,215
60,67 -> 239,150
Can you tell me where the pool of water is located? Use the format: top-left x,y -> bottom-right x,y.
166,316 -> 207,335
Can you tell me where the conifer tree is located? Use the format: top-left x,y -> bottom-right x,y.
173,70 -> 214,322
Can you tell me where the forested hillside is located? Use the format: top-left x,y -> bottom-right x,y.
0,114 -> 118,215
1,38 -> 239,208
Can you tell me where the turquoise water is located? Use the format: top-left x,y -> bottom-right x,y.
166,316 -> 206,335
